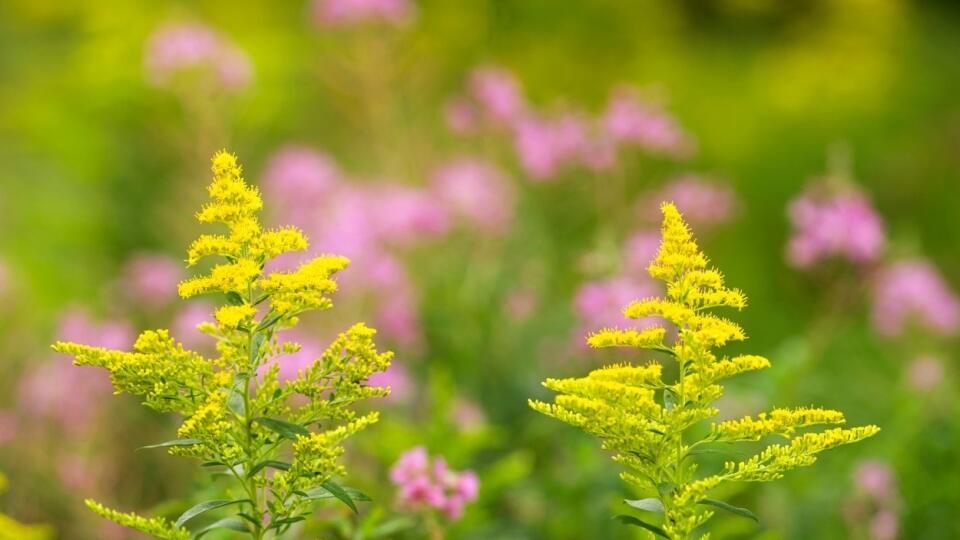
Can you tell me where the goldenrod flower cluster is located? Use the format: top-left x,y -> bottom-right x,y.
530,203 -> 879,539
54,151 -> 393,538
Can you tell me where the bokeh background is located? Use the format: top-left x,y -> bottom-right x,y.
1,0 -> 959,538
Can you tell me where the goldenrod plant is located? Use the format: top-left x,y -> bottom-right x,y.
530,203 -> 879,539
55,152 -> 393,539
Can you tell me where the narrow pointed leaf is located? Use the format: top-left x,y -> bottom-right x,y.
246,460 -> 291,477
614,515 -> 669,538
194,517 -> 249,538
175,499 -> 251,528
624,498 -> 665,513
137,439 -> 200,451
321,481 -> 359,513
698,498 -> 759,522
302,485 -> 371,503
253,417 -> 309,439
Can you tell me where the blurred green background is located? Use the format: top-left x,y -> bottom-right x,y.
1,0 -> 959,538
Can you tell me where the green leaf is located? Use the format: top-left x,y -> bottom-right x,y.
267,515 -> 306,530
698,499 -> 758,522
193,517 -> 249,538
256,313 -> 284,332
656,482 -> 676,497
137,439 -> 200,451
250,333 -> 266,366
175,499 -> 251,528
625,498 -> 665,513
253,417 -> 309,439
225,292 -> 245,306
246,460 -> 291,478
227,387 -> 245,417
614,515 -> 669,538
321,481 -> 359,513
302,482 -> 371,513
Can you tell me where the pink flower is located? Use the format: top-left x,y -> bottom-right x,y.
19,310 -> 133,434
144,23 -> 251,92
432,157 -> 515,234
871,259 -> 960,337
638,176 -> 737,228
119,253 -> 183,309
854,460 -> 896,503
870,510 -> 898,540
312,0 -> 414,27
262,147 -> 342,225
786,184 -> 886,268
602,86 -> 692,157
907,356 -> 943,392
451,399 -> 486,432
574,277 -> 658,332
368,363 -> 413,403
390,446 -> 429,484
624,231 -> 662,276
505,288 -> 537,321
467,68 -> 526,127
172,301 -> 215,351
390,447 -> 479,521
444,98 -> 481,134
260,333 -> 324,382
512,113 -> 590,181
370,185 -> 451,247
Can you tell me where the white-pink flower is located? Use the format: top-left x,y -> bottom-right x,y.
312,0 -> 415,27
786,183 -> 885,268
144,23 -> 252,92
390,447 -> 480,521
871,259 -> 960,337
432,157 -> 515,234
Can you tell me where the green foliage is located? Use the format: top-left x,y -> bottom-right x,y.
531,203 -> 879,539
54,152 -> 393,538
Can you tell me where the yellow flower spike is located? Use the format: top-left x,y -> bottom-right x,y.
214,304 -> 257,329
53,151 -> 393,537
531,202 -> 878,539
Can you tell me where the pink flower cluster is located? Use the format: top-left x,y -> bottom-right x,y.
263,146 -> 513,345
144,23 -> 252,92
312,0 -> 414,27
871,259 -> 960,337
447,67 -> 693,181
845,460 -> 900,540
119,253 -> 183,310
18,310 -> 133,435
786,183 -> 885,268
636,175 -> 737,227
573,275 -> 660,350
390,447 -> 479,520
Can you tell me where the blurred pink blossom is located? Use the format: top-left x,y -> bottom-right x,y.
432,157 -> 515,234
871,259 -> 960,337
624,231 -> 662,275
312,0 -> 414,27
0,411 -> 19,444
19,310 -> 133,434
855,460 -> 896,503
574,276 -> 658,332
786,184 -> 885,268
261,333 -> 324,382
144,23 -> 252,92
638,176 -> 737,227
870,510 -> 898,540
390,447 -> 480,521
452,399 -> 486,432
119,253 -> 183,309
602,87 -> 693,156
906,356 -> 944,392
467,68 -> 526,127
370,186 -> 451,247
172,301 -> 215,351
513,113 -> 590,181
262,146 -> 342,225
368,363 -> 413,403
444,98 -> 481,134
